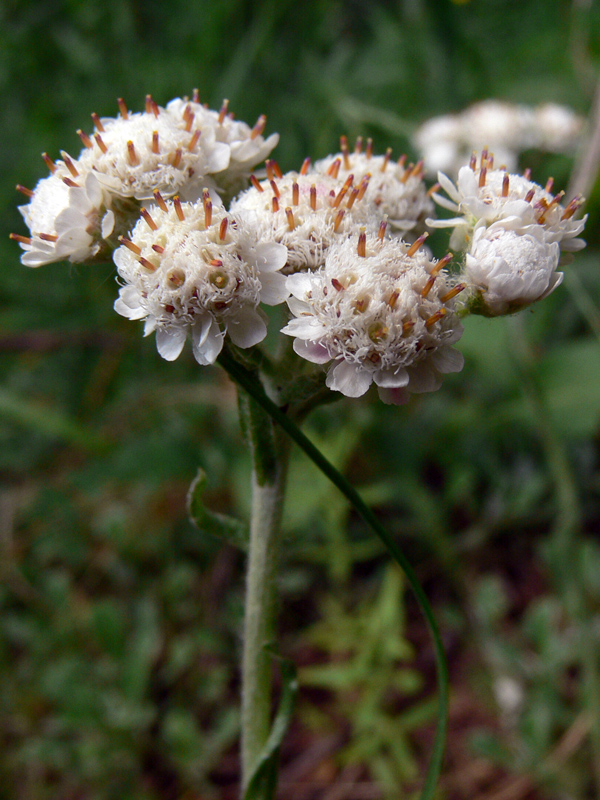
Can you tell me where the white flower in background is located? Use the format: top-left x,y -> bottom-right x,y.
230,165 -> 375,273
78,96 -> 230,200
428,155 -> 587,253
281,233 -> 465,404
14,155 -> 115,267
535,103 -> 585,153
114,193 -> 288,365
314,138 -> 434,233
166,94 -> 279,198
465,222 -> 562,316
414,100 -> 584,178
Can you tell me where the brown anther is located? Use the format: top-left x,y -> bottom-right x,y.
188,129 -> 201,151
201,190 -> 212,226
356,176 -> 370,201
354,136 -> 363,153
127,140 -> 139,166
332,176 -> 353,208
272,196 -> 280,213
545,177 -> 554,193
478,165 -> 487,188
425,308 -> 447,328
421,275 -> 436,298
406,232 -> 429,257
164,304 -> 175,313
141,208 -> 158,231
310,185 -> 317,211
151,131 -> 160,155
357,231 -> 367,257
10,233 -> 32,245
397,154 -> 407,169
502,173 -> 510,197
427,181 -> 441,197
153,190 -> 168,212
388,290 -> 399,309
469,152 -> 477,171
525,188 -> 535,203
271,161 -> 283,179
16,184 -> 34,198
333,208 -> 345,232
251,114 -> 267,140
326,158 -> 341,179
487,154 -> 494,169
346,186 -> 360,209
331,278 -> 345,291
39,233 -> 58,242
380,147 -> 392,172
285,207 -> 295,230
118,236 -> 142,255
354,297 -> 369,312
434,253 -> 453,272
402,320 -> 415,335
561,197 -> 582,220
218,99 -> 229,124
151,99 -> 160,118
265,160 -> 275,181
167,268 -> 186,287
192,88 -> 200,103
210,259 -> 223,267
480,148 -> 488,167
172,148 -> 182,169
524,168 -> 532,180
42,153 -> 56,173
94,133 -> 108,154
340,135 -> 351,170
139,256 -> 157,272
62,153 -> 79,178
219,217 -> 228,240
117,97 -> 129,119
152,244 -> 165,254
62,177 -> 79,188
400,165 -> 412,184
538,191 -> 564,224
440,283 -> 466,303
366,138 -> 373,159
145,94 -> 153,114
183,105 -> 194,132
269,179 -> 280,198
410,159 -> 424,178
250,174 -> 264,192
292,182 -> 299,206
91,112 -> 104,132
77,130 -> 93,149
378,219 -> 388,240
300,157 -> 311,175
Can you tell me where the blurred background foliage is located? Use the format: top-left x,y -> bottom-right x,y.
2,0 -> 600,798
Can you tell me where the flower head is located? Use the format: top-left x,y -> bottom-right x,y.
281,233 -> 464,404
230,165 -> 375,273
114,193 -> 288,364
314,138 -> 434,233
14,156 -> 115,267
78,96 -> 230,200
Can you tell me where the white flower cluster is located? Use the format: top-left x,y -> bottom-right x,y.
14,95 -> 588,404
13,92 -> 279,268
428,152 -> 587,316
414,100 -> 584,177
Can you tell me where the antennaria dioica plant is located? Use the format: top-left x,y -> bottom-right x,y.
10,88 -> 588,799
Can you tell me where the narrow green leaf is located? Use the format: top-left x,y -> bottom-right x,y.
244,652 -> 298,800
187,468 -> 249,551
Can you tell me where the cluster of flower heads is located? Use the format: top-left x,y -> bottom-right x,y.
414,100 -> 584,177
428,150 -> 587,316
13,93 -> 588,404
12,92 -> 279,267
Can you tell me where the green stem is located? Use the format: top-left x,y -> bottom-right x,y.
218,347 -> 449,800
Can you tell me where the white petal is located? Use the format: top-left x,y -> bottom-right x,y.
377,386 -> 410,405
227,307 -> 268,348
251,241 -> 288,272
258,270 -> 289,305
430,347 -> 464,374
326,360 -> 372,398
155,326 -> 187,361
292,337 -> 331,364
207,142 -> 231,173
101,210 -> 115,238
373,367 -> 409,388
192,316 -> 224,365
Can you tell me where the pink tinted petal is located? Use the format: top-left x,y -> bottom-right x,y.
292,337 -> 331,364
227,307 -> 268,348
377,386 -> 410,405
373,366 -> 409,388
430,347 -> 464,374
